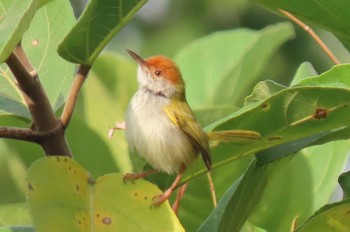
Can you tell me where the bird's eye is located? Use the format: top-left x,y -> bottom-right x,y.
154,70 -> 162,77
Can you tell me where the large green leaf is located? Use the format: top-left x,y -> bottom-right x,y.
174,22 -> 295,109
0,0 -> 76,119
250,140 -> 350,231
205,65 -> 350,168
27,157 -> 184,232
251,0 -> 350,51
296,199 -> 350,232
0,0 -> 53,63
58,0 -> 147,64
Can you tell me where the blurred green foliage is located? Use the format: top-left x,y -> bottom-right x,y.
1,0 -> 350,231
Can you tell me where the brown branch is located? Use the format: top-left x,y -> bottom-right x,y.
0,127 -> 38,142
5,44 -> 72,157
279,9 -> 340,65
61,64 -> 91,128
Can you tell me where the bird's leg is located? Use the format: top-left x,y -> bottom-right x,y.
172,183 -> 188,215
152,164 -> 186,207
123,169 -> 158,182
108,121 -> 126,138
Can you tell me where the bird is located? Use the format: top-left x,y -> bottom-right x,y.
124,50 -> 211,206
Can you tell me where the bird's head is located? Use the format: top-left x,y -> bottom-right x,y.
127,50 -> 185,99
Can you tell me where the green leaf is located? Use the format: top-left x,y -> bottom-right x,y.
67,117 -> 119,178
0,0 -> 53,63
175,157 -> 253,231
296,199 -> 350,232
339,171 -> 350,199
0,0 -> 76,119
174,22 -> 295,108
27,157 -> 184,232
0,226 -> 35,232
250,140 -> 350,231
0,203 -> 31,226
251,0 -> 350,51
206,64 -> 350,168
291,62 -> 318,86
77,52 -> 138,173
198,158 -> 289,232
58,0 -> 147,64
244,80 -> 286,106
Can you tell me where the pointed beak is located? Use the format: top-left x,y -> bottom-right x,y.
127,49 -> 147,68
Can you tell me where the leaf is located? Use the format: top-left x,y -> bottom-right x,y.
175,156 -> 253,231
0,0 -> 53,63
291,62 -> 318,86
174,22 -> 295,108
197,157 -> 289,232
0,0 -> 76,119
296,199 -> 350,232
67,117 -> 119,178
27,157 -> 184,232
250,140 -> 350,231
0,226 -> 35,232
244,80 -> 286,106
58,0 -> 147,64
339,171 -> 350,199
0,203 -> 31,226
205,64 -> 350,168
251,0 -> 350,51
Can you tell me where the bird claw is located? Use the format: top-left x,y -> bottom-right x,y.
151,189 -> 173,207
123,172 -> 142,183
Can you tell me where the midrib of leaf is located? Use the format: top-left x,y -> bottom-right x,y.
37,7 -> 50,71
0,2 -> 6,13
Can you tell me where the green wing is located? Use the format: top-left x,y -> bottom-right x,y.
164,100 -> 212,171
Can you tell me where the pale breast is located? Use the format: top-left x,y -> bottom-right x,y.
125,89 -> 197,174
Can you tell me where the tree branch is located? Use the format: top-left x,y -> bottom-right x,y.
61,64 -> 91,128
279,9 -> 340,65
0,127 -> 38,142
5,44 -> 72,157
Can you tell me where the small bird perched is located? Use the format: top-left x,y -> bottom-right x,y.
124,50 -> 211,206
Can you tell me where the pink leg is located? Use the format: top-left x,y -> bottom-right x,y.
152,164 -> 186,207
172,183 -> 188,215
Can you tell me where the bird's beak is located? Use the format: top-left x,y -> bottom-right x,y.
127,49 -> 147,68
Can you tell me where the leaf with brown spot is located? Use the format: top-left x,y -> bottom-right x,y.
27,157 -> 184,232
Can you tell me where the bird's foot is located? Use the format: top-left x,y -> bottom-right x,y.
152,189 -> 173,207
123,169 -> 158,183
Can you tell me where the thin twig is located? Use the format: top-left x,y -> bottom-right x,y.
279,9 -> 340,65
61,64 -> 91,128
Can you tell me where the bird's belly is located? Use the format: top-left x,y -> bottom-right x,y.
125,92 -> 197,174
